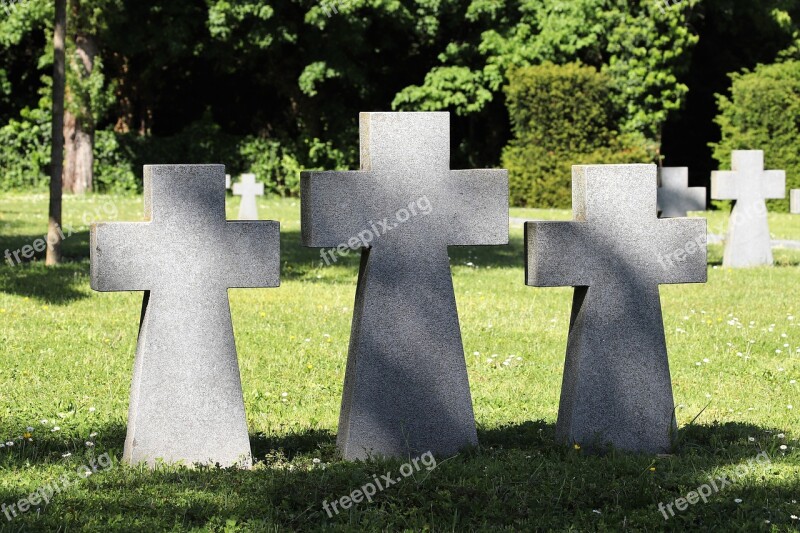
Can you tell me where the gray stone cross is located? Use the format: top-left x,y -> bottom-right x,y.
301,112 -> 508,460
711,150 -> 785,267
90,165 -> 280,468
526,164 -> 706,454
657,167 -> 706,218
233,173 -> 264,220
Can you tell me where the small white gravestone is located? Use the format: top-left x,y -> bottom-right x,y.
657,167 -> 706,218
233,174 -> 264,220
711,150 -> 785,267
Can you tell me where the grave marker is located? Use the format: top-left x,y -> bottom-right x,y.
711,151 -> 785,267
91,164 -> 280,468
526,164 -> 706,453
302,112 -> 508,460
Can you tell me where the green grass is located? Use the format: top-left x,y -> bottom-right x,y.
0,194 -> 799,531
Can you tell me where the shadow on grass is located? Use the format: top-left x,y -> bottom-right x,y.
0,420 -> 795,531
0,260 -> 90,304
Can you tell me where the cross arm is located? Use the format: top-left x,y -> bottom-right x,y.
653,218 -> 707,285
301,171 -> 375,248
711,171 -> 739,200
445,170 -> 509,246
90,222 -> 153,292
525,222 -> 592,287
221,222 -> 280,288
762,170 -> 786,199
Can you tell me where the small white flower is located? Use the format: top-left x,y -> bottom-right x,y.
473,351 -> 480,356
62,452 -> 71,458
789,405 -> 794,410
312,458 -> 321,464
5,441 -> 13,447
88,407 -> 95,413
26,427 -> 33,432
778,433 -> 785,439
791,515 -> 799,520
592,509 -> 601,514
780,445 -> 788,451
703,358 -> 711,363
89,432 -> 97,438
85,441 -> 94,447
748,437 -> 755,442
51,426 -> 60,432
776,350 -> 782,354
734,498 -> 742,504
281,392 -> 288,397
791,380 -> 797,384
0,444 -> 4,449
782,333 -> 789,338
40,420 -> 48,425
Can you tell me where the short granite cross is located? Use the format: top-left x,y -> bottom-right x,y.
711,150 -> 785,267
233,173 -> 264,220
526,164 -> 707,454
90,165 -> 280,468
657,167 -> 706,218
301,112 -> 508,460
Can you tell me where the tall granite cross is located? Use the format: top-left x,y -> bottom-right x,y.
711,150 -> 785,267
233,174 -> 264,220
657,167 -> 706,218
791,189 -> 800,215
301,112 -> 508,460
526,164 -> 707,453
90,165 -> 280,468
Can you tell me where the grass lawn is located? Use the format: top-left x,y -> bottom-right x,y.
0,193 -> 799,531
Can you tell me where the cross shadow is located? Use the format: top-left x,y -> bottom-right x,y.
0,420 -> 793,531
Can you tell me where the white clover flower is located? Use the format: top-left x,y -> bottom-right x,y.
5,442 -> 13,447
312,458 -> 321,464
780,445 -> 788,451
52,426 -> 60,432
85,441 -> 94,447
748,437 -> 755,442
62,452 -> 71,458
734,498 -> 742,504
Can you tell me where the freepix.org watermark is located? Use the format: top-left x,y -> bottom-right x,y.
322,451 -> 437,518
657,451 -> 771,520
3,199 -> 119,267
319,196 -> 432,266
2,453 -> 116,522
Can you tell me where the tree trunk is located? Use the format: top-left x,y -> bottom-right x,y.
62,2 -> 95,195
47,0 -> 67,266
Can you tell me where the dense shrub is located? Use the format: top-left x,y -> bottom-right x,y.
0,101 -> 51,192
0,108 -> 349,196
712,60 -> 800,213
502,63 -> 655,208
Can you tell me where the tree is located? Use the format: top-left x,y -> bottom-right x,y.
47,0 -> 66,266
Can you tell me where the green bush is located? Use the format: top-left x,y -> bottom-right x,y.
0,100 -> 51,192
712,60 -> 800,213
502,63 -> 654,207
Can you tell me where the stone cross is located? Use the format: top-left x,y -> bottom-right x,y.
711,150 -> 785,267
226,174 -> 232,190
791,190 -> 800,215
526,164 -> 707,454
657,167 -> 706,218
90,165 -> 280,468
301,112 -> 508,460
233,174 -> 264,220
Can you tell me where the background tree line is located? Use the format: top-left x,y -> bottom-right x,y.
1,0 -> 800,206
